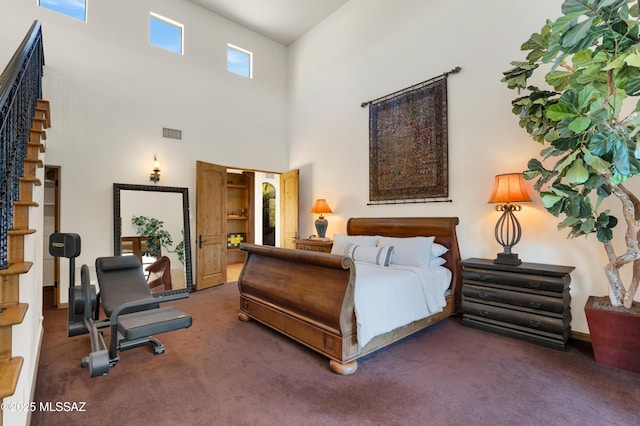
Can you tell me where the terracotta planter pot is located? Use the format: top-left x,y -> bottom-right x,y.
584,296 -> 640,373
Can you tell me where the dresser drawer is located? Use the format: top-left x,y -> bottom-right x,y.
462,284 -> 569,314
462,317 -> 570,350
462,267 -> 569,294
462,300 -> 571,334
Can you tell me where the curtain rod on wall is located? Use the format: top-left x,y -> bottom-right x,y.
367,198 -> 453,206
360,66 -> 462,108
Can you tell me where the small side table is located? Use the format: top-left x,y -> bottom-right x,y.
294,239 -> 333,253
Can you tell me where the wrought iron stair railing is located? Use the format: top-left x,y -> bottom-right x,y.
0,20 -> 44,269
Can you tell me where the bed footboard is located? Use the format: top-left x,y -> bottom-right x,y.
238,243 -> 359,372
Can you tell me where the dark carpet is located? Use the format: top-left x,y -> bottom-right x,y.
32,284 -> 640,426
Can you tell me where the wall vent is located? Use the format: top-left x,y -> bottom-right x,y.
163,127 -> 183,141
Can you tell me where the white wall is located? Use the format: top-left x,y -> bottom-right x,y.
0,0 -> 289,303
288,0 -> 640,334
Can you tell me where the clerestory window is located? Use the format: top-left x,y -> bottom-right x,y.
150,12 -> 184,55
227,44 -> 253,78
38,0 -> 87,22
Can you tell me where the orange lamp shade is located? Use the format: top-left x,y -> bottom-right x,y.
310,199 -> 333,214
488,173 -> 532,204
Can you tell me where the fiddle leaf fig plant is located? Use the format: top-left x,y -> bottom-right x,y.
501,0 -> 640,309
131,215 -> 174,258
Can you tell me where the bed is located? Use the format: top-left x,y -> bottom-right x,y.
237,217 -> 462,374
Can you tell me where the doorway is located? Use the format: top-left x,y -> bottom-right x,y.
43,166 -> 60,308
195,162 -> 298,290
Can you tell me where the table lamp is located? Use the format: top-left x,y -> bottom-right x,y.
488,173 -> 532,265
310,199 -> 333,239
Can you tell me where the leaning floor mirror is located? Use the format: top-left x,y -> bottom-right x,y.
113,183 -> 193,292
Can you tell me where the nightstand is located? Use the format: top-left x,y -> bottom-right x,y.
294,239 -> 333,253
460,258 -> 574,350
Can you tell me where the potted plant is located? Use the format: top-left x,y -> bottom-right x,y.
131,215 -> 184,262
501,0 -> 640,372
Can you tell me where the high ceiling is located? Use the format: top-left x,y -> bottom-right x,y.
186,0 -> 349,45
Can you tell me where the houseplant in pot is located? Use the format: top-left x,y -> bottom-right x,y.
501,0 -> 640,372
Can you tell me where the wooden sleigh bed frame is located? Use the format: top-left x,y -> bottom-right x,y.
237,217 -> 462,375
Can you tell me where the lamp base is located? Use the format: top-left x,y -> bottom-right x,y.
494,252 -> 522,265
315,215 -> 328,238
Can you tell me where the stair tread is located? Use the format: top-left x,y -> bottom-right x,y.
0,357 -> 23,399
7,229 -> 36,236
0,303 -> 28,326
0,262 -> 33,277
23,158 -> 43,165
20,177 -> 41,185
13,201 -> 38,207
28,141 -> 46,153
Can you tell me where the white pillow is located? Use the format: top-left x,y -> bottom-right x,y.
344,243 -> 394,266
430,257 -> 446,267
431,243 -> 448,257
331,234 -> 379,255
377,236 -> 435,269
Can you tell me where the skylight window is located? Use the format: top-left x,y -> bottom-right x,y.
227,44 -> 253,78
38,0 -> 87,21
150,12 -> 184,55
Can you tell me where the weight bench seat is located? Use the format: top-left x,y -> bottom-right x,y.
117,306 -> 192,341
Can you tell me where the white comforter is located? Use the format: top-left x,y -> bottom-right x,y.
354,262 -> 451,347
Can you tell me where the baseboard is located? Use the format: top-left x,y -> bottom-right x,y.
571,330 -> 591,343
26,325 -> 44,426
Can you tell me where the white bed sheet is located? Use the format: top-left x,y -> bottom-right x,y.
354,262 -> 451,347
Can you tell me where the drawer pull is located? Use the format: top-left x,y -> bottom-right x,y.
530,301 -> 541,309
529,319 -> 541,328
479,310 -> 489,317
478,292 -> 488,299
528,281 -> 541,288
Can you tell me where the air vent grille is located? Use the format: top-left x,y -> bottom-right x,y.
163,127 -> 183,140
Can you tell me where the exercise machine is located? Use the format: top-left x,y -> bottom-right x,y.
49,233 -> 193,377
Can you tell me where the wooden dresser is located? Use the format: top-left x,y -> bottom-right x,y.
294,239 -> 333,253
460,258 -> 574,350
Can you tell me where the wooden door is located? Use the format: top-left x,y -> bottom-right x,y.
195,161 -> 227,289
280,169 -> 299,249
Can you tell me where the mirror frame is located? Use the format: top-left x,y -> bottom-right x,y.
113,183 -> 193,291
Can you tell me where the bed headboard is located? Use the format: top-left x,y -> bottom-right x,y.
346,217 -> 462,312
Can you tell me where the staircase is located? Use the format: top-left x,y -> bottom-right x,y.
0,20 -> 47,426
0,99 -> 49,426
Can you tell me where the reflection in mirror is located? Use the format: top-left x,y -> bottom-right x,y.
113,183 -> 193,291
262,182 -> 276,246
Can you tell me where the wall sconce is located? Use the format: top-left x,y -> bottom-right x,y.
310,199 -> 333,240
149,155 -> 161,183
488,173 -> 532,265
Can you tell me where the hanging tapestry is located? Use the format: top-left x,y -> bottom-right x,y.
369,77 -> 448,202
